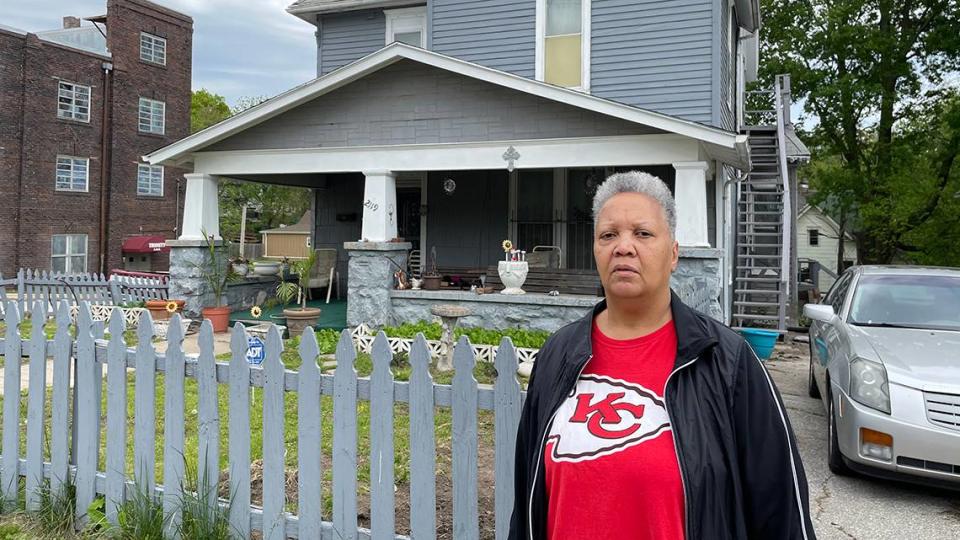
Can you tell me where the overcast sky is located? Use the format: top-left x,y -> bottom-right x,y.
0,0 -> 317,108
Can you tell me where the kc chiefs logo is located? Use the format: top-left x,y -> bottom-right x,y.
547,375 -> 671,462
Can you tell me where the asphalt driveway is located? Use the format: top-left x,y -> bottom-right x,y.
767,338 -> 960,539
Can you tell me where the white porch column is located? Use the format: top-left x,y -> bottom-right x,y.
180,172 -> 221,240
360,170 -> 398,242
672,161 -> 710,247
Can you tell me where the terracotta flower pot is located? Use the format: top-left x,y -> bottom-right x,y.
145,299 -> 184,321
202,306 -> 232,333
283,307 -> 322,337
422,275 -> 442,290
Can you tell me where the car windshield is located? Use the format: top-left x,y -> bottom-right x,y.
848,274 -> 960,331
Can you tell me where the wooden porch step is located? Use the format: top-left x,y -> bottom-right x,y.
735,289 -> 783,296
734,301 -> 781,308
735,276 -> 782,282
732,313 -> 781,321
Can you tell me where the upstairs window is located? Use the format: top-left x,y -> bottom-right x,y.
537,0 -> 590,90
137,164 -> 163,196
51,234 -> 87,274
385,7 -> 426,47
55,156 -> 89,192
139,97 -> 165,135
140,32 -> 167,65
808,228 -> 820,246
57,81 -> 90,122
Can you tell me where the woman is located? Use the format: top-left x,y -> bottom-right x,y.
509,171 -> 815,539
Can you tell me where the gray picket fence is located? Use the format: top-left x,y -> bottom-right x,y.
0,269 -> 168,316
0,300 -> 524,539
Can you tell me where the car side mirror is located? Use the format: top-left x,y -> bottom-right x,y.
804,303 -> 837,324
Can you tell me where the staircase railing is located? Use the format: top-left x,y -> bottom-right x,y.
773,75 -> 792,330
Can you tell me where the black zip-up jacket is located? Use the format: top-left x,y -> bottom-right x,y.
509,292 -> 817,539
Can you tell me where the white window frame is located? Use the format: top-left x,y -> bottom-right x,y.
51,234 -> 88,274
138,97 -> 166,135
57,81 -> 91,122
140,32 -> 167,65
55,155 -> 90,192
385,7 -> 427,48
535,0 -> 591,92
137,163 -> 164,196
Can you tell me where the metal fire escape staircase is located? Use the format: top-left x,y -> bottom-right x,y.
733,75 -> 794,331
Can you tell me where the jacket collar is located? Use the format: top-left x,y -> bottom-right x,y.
569,290 -> 718,370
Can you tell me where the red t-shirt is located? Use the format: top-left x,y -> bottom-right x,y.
544,320 -> 685,540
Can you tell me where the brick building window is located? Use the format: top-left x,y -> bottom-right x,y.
51,234 -> 87,274
139,98 -> 165,134
57,81 -> 90,122
140,32 -> 167,65
138,164 -> 163,196
55,156 -> 89,192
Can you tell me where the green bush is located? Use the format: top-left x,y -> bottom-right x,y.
378,321 -> 549,349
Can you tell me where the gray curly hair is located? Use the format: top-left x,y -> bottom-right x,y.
591,171 -> 676,238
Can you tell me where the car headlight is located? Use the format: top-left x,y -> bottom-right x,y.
850,357 -> 891,414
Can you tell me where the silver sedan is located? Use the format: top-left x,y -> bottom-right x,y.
804,265 -> 960,489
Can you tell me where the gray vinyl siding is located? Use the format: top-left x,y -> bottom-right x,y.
591,0 -> 715,125
432,0 -> 536,78
319,10 -> 385,76
206,60 -> 659,152
719,4 -> 735,130
313,173 -> 364,283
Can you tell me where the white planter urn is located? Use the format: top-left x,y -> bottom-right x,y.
498,261 -> 529,295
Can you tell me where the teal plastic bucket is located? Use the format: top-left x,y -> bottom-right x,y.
739,328 -> 779,360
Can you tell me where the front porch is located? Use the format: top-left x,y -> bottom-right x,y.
147,44 -> 746,332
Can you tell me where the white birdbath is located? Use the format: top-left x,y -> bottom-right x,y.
498,261 -> 529,295
430,304 -> 471,371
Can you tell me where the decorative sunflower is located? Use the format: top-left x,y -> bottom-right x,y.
251,306 -> 263,319
165,301 -> 179,314
502,239 -> 513,252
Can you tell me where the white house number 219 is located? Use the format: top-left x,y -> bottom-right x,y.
363,199 -> 379,212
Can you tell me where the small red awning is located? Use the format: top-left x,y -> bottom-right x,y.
122,236 -> 170,253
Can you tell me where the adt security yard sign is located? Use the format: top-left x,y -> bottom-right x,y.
246,336 -> 265,365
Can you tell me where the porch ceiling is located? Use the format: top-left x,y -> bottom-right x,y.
146,43 -> 749,170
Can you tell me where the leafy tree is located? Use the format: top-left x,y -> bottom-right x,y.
189,91 -> 311,245
190,88 -> 231,133
760,0 -> 960,264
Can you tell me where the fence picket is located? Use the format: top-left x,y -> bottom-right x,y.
494,339 -> 522,540
163,314 -> 187,536
25,301 -> 48,510
1,303 -> 21,505
297,328 -> 322,538
452,336 -> 479,540
74,303 -> 98,525
50,301 -> 72,493
228,323 -> 251,538
262,325 -> 286,540
333,329 -> 358,540
134,311 -> 157,494
197,320 -> 220,510
408,334 -> 436,540
106,308 -> 128,523
370,332 -> 395,540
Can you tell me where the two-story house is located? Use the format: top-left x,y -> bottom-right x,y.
148,0 -> 771,328
0,0 -> 191,278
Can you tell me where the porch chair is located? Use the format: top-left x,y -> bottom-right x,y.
307,248 -> 340,304
408,249 -> 422,279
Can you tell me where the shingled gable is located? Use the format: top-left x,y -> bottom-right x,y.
145,43 -> 749,168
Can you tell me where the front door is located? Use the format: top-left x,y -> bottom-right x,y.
514,169 -> 554,253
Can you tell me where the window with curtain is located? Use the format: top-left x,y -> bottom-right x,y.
545,0 -> 582,88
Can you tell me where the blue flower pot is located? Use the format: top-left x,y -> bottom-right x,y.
739,328 -> 779,360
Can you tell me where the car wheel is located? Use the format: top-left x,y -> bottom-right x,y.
827,388 -> 851,476
807,342 -> 821,399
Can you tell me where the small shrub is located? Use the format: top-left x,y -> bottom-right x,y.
113,480 -> 166,540
30,479 -> 75,537
176,460 -> 234,540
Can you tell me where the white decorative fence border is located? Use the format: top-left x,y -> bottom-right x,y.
350,323 -> 540,364
0,301 -> 527,540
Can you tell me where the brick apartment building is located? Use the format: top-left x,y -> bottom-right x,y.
0,0 -> 191,278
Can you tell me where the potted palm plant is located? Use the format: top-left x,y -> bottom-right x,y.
194,231 -> 240,332
276,250 -> 322,336
421,246 -> 442,290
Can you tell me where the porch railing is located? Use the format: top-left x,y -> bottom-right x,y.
0,301 -> 525,539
